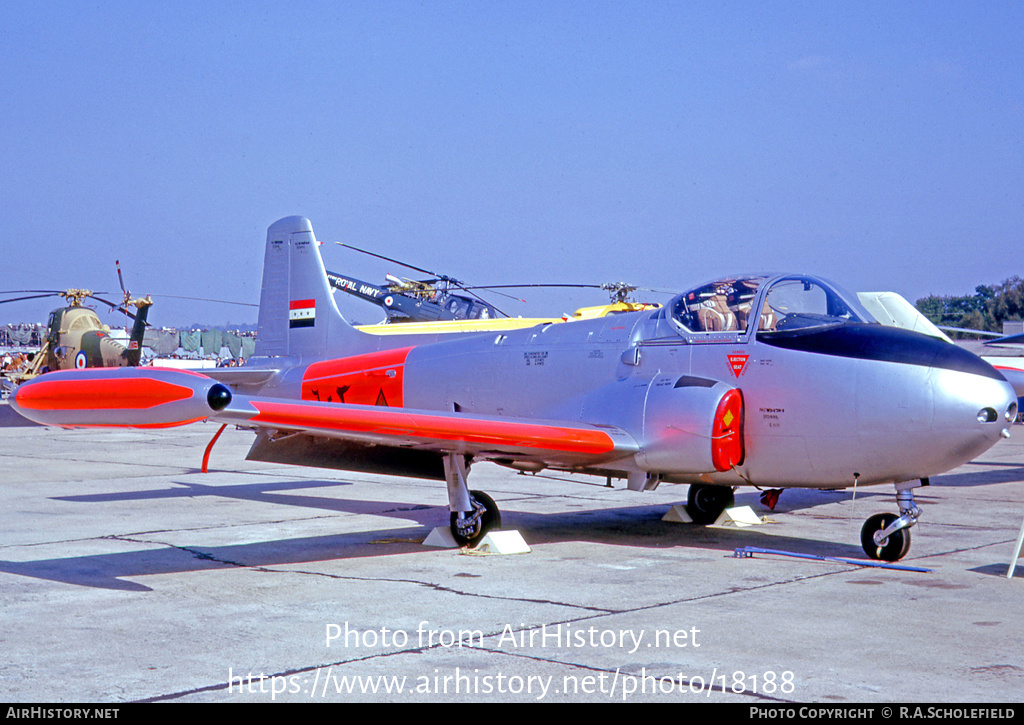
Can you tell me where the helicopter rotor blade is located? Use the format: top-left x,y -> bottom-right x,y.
332,243 -> 671,315
460,283 -> 606,302
335,240 -> 448,280
461,283 -> 677,298
116,260 -> 128,296
0,293 -> 65,305
462,287 -> 526,303
452,286 -> 510,317
113,260 -> 134,327
148,294 -> 258,308
336,242 -> 463,286
460,283 -> 605,291
92,296 -> 139,320
427,276 -> 513,316
335,242 -> 516,315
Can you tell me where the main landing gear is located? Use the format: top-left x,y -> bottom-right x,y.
686,483 -> 735,525
444,453 -> 501,547
860,480 -> 923,562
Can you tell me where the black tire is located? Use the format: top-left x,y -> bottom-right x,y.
449,490 -> 502,547
686,484 -> 735,525
861,512 -> 912,562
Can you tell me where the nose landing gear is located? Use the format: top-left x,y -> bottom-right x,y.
861,481 -> 923,562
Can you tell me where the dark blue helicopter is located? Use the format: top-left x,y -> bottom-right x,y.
326,242 -> 656,325
326,243 -> 508,323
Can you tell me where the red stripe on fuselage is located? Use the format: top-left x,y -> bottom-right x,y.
249,400 -> 616,455
302,347 -> 414,407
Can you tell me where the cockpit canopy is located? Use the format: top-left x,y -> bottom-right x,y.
669,275 -> 874,336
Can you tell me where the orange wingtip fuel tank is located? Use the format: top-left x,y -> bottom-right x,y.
11,368 -> 232,428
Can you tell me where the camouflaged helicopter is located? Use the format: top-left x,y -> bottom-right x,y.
0,265 -> 152,386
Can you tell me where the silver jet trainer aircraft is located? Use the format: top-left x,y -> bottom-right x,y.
12,217 -> 1017,562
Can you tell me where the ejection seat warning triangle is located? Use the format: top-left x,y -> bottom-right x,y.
727,354 -> 749,378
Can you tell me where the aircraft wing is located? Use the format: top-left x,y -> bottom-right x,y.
218,396 -> 638,468
11,367 -> 639,468
985,332 -> 1024,346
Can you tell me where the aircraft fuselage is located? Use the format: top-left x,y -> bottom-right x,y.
271,285 -> 1015,491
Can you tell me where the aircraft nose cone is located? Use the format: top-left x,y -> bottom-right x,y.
987,377 -> 1017,434
930,366 -> 1016,466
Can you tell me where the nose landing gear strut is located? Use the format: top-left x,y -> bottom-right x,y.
861,479 -> 925,562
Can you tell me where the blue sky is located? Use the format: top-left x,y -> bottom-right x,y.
1,1 -> 1021,327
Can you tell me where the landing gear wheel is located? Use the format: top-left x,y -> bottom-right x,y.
861,513 -> 911,562
449,490 -> 501,547
686,484 -> 735,525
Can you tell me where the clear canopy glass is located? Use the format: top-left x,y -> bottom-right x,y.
669,275 -> 873,335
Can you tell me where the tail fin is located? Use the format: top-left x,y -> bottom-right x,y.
255,216 -> 364,361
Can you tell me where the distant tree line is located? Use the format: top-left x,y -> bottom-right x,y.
916,276 -> 1024,336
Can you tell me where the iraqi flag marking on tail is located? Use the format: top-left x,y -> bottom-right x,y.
289,299 -> 316,328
